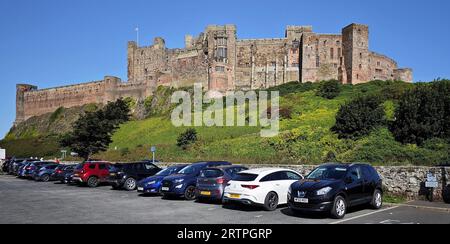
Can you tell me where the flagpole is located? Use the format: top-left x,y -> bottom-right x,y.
135,26 -> 139,46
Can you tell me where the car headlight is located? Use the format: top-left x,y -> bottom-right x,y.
316,187 -> 332,196
174,179 -> 184,183
147,181 -> 156,185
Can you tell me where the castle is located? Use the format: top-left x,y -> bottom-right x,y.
16,23 -> 413,124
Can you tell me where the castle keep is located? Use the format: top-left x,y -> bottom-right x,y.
16,23 -> 413,124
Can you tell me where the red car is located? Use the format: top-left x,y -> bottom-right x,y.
72,161 -> 111,187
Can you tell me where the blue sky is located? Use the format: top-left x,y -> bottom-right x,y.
0,0 -> 449,138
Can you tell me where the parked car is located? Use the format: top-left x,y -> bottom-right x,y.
11,159 -> 35,176
33,164 -> 60,182
161,161 -> 232,200
19,161 -> 57,179
287,163 -> 383,219
107,161 -> 162,191
72,161 -> 112,187
223,168 -> 303,211
52,165 -> 76,183
137,164 -> 189,195
196,165 -> 249,201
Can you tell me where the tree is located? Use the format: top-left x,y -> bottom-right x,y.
390,80 -> 450,145
317,80 -> 341,99
332,95 -> 385,139
60,99 -> 130,160
177,129 -> 198,150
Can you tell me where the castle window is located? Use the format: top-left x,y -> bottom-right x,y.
359,53 -> 363,59
316,55 -> 320,68
215,47 -> 228,62
336,40 -> 341,45
377,61 -> 381,66
359,64 -> 362,70
144,68 -> 148,74
323,40 -> 327,46
216,37 -> 227,46
271,61 -> 276,67
331,48 -> 334,59
215,66 -> 225,72
357,74 -> 360,80
338,48 -> 341,57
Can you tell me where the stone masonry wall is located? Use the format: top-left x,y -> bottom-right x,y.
155,163 -> 448,201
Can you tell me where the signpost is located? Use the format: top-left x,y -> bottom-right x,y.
151,146 -> 156,163
61,150 -> 67,160
0,148 -> 5,160
425,172 -> 439,202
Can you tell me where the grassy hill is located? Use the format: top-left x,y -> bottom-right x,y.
2,80 -> 449,165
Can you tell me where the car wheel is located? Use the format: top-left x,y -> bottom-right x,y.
184,185 -> 196,200
263,192 -> 279,211
371,189 -> 383,209
443,185 -> 450,204
41,174 -> 50,182
331,195 -> 347,219
124,178 -> 137,191
87,176 -> 99,188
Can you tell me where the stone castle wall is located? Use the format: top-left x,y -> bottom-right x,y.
16,23 -> 413,124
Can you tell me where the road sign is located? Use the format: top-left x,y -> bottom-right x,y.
151,146 -> 156,153
0,149 -> 5,160
426,172 -> 438,188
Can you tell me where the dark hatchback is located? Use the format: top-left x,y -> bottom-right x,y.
52,165 -> 77,183
107,161 -> 161,191
288,163 -> 383,219
196,165 -> 248,201
137,164 -> 188,195
161,161 -> 232,200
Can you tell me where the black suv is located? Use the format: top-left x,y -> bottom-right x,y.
107,161 -> 161,191
288,163 -> 383,219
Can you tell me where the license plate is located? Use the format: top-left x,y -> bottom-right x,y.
229,194 -> 241,199
294,198 -> 309,204
200,191 -> 211,196
161,187 -> 169,191
137,187 -> 144,191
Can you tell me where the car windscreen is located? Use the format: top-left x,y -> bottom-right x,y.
233,173 -> 258,182
307,166 -> 348,180
178,164 -> 203,175
156,167 -> 179,176
200,169 -> 224,178
75,164 -> 84,170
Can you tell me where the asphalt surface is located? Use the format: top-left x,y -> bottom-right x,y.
0,174 -> 449,224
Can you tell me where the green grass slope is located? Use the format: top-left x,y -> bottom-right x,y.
95,81 -> 449,166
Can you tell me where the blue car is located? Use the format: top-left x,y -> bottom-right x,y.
33,164 -> 59,182
161,161 -> 232,200
137,164 -> 188,195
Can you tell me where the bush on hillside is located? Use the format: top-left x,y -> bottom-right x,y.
177,129 -> 198,150
60,99 -> 130,160
332,95 -> 385,139
390,80 -> 450,145
316,80 -> 341,99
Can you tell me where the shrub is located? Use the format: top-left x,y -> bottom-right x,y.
390,80 -> 450,145
332,95 -> 385,139
316,80 -> 341,99
177,129 -> 198,150
49,107 -> 65,124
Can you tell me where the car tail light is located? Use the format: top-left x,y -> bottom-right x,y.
241,185 -> 259,190
216,177 -> 225,184
81,169 -> 86,174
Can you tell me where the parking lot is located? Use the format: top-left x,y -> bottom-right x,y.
0,174 -> 449,224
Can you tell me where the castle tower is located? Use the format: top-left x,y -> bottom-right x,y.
127,41 -> 138,82
342,24 -> 370,84
206,25 -> 237,91
15,84 -> 37,125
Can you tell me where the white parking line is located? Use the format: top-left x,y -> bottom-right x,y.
329,206 -> 400,224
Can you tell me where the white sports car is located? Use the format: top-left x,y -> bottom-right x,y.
223,168 -> 303,211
